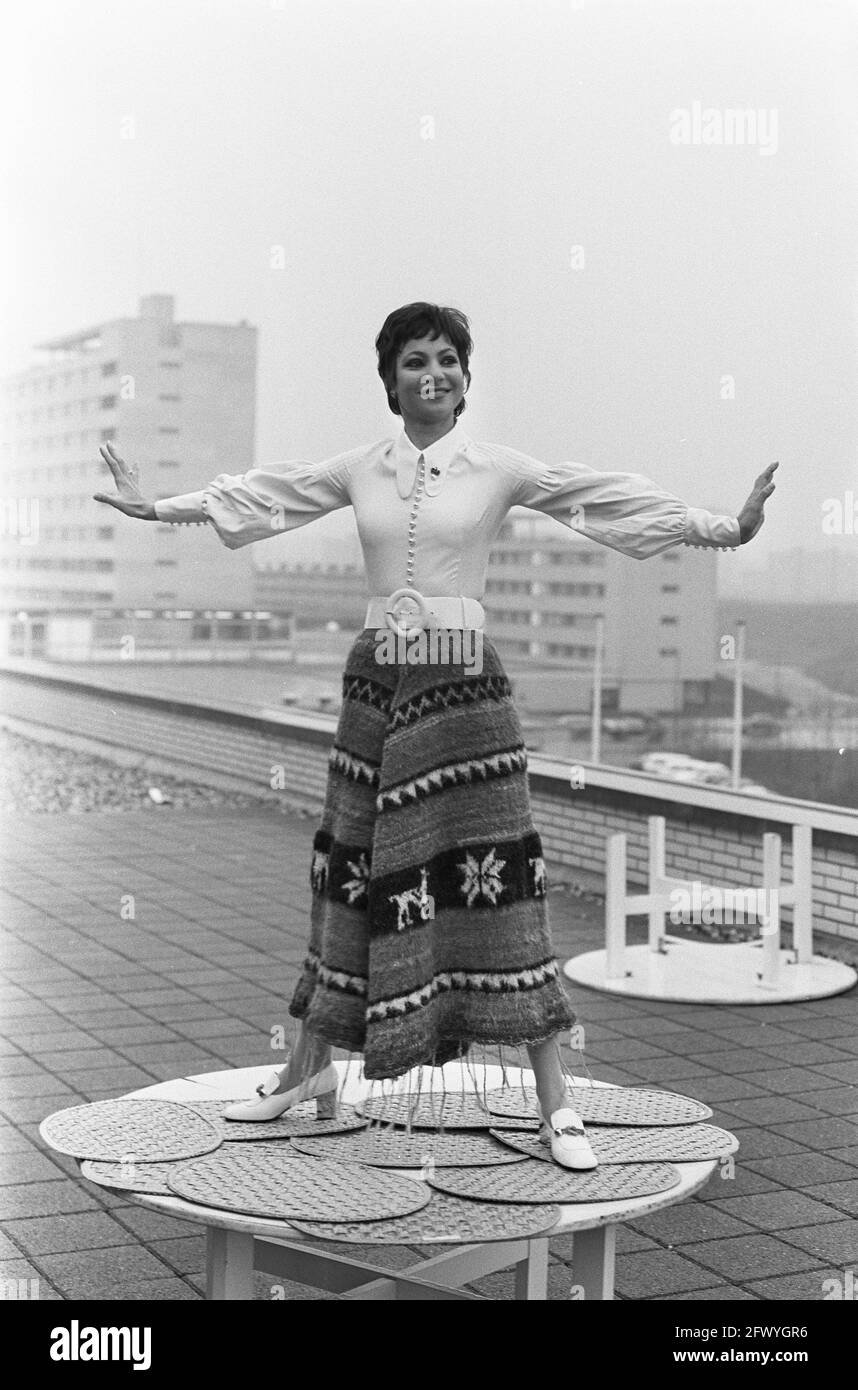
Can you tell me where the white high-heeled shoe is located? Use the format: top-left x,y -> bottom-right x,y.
539,1106 -> 598,1170
222,1063 -> 339,1123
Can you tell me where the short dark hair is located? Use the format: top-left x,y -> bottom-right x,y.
375,302 -> 473,417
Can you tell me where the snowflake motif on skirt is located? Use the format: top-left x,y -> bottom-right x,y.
459,848 -> 507,907
342,853 -> 370,904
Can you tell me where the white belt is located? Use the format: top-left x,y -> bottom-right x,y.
365,588 -> 486,637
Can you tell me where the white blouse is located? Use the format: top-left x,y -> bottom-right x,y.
154,417 -> 741,599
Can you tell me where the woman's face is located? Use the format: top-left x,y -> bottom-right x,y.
392,333 -> 466,427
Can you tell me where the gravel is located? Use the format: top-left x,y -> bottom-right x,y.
0,728 -> 310,817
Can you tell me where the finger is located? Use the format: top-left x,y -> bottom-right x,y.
99,446 -> 121,480
100,443 -> 128,476
93,493 -> 129,513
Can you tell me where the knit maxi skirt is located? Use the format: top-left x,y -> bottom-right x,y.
289,629 -> 576,1079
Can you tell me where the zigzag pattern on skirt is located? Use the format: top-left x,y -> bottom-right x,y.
302,949 -> 368,998
341,674 -> 393,715
328,746 -> 381,787
388,673 -> 513,732
366,958 -> 562,1023
377,745 -> 527,812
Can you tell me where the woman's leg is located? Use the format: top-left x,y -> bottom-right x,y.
270,1020 -> 333,1094
526,1033 -> 569,1120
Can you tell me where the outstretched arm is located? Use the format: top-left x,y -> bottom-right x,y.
493,443 -> 778,559
94,441 -> 354,547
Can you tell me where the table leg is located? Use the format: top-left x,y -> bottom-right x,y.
514,1238 -> 549,1300
570,1225 -> 616,1300
206,1228 -> 254,1300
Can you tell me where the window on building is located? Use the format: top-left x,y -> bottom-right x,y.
659,647 -> 679,657
661,583 -> 679,593
660,616 -> 678,626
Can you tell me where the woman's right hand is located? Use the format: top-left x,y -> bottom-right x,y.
93,442 -> 158,520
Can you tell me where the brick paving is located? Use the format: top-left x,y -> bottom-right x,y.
1,806 -> 856,1301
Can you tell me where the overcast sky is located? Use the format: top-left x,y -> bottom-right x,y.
2,0 -> 856,571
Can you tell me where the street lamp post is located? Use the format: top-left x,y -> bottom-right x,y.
590,616 -> 605,765
731,619 -> 746,791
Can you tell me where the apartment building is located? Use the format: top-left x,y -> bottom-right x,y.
0,293 -> 278,659
485,514 -> 722,714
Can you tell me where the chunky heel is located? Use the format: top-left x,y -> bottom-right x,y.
315,1088 -> 338,1120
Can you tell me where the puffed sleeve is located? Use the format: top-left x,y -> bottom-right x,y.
497,448 -> 741,559
154,452 -> 353,550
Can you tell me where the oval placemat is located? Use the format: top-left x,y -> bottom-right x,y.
40,1099 -> 222,1162
167,1145 -> 431,1222
486,1086 -> 711,1127
491,1123 -> 738,1166
428,1157 -> 681,1204
289,1129 -> 528,1168
290,1192 -> 560,1245
188,1098 -> 367,1141
356,1093 -> 539,1132
80,1158 -> 178,1196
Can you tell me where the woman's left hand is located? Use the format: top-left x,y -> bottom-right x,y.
737,461 -> 779,543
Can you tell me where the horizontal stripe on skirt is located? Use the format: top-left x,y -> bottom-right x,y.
289,628 -> 575,1078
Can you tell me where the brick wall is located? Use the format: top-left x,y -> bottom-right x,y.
2,665 -> 857,943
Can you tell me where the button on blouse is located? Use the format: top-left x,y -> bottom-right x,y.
154,419 -> 741,598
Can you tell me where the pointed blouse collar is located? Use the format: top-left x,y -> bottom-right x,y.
392,417 -> 472,498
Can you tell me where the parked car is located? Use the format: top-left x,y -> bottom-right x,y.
635,751 -> 771,795
743,713 -> 783,737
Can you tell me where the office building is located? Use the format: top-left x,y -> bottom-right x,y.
0,293 -> 281,658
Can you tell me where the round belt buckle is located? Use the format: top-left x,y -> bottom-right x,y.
385,587 -> 428,639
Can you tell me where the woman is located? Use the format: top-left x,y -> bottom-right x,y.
95,301 -> 777,1169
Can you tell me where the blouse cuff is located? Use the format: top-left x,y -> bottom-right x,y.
154,491 -> 208,525
684,507 -> 742,550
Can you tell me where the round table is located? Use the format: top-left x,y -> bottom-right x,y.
102,1062 -> 717,1301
